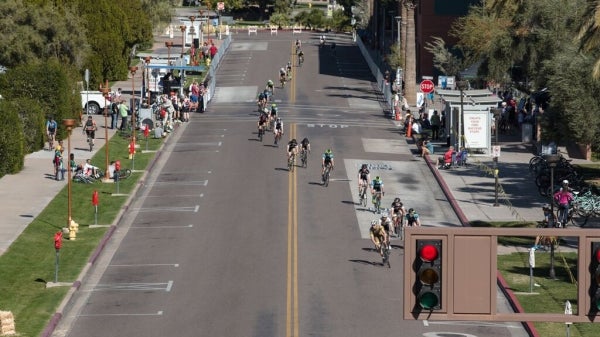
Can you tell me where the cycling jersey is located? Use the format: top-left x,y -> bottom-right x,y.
270,108 -> 278,116
47,120 -> 57,133
372,179 -> 383,192
323,153 -> 333,162
287,143 -> 296,152
301,139 -> 309,149
275,121 -> 283,130
370,225 -> 386,242
358,168 -> 370,181
259,114 -> 267,124
85,119 -> 96,131
406,212 -> 420,226
391,202 -> 403,214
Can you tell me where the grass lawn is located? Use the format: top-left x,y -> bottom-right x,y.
0,130 -> 165,336
482,221 -> 600,337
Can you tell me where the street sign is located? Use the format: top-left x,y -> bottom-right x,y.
492,145 -> 501,158
217,1 -> 225,10
420,79 -> 434,94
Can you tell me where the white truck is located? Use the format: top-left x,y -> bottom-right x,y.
81,90 -> 113,115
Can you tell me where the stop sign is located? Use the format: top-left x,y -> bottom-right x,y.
420,79 -> 435,94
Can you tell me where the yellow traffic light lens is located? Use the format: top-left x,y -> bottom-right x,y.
419,244 -> 439,262
419,268 -> 439,285
419,291 -> 439,309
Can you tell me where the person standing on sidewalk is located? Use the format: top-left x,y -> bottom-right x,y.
430,110 -> 441,141
118,100 -> 129,131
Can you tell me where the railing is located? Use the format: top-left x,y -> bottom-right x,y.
248,26 -> 258,35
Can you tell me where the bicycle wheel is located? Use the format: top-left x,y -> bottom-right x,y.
382,244 -> 390,268
323,169 -> 330,187
288,157 -> 294,172
119,169 -> 132,180
301,152 -> 307,168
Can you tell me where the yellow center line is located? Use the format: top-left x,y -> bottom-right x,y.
286,123 -> 298,337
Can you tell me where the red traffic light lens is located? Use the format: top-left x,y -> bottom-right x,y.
595,248 -> 600,263
419,244 -> 439,262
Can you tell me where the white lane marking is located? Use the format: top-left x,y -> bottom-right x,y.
134,206 -> 199,212
131,224 -> 194,229
109,264 -> 180,267
78,311 -> 163,317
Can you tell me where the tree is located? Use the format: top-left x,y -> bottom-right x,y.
0,100 -> 25,176
424,37 -> 465,78
577,0 -> 600,79
402,0 -> 417,105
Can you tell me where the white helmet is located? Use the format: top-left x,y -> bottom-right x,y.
381,212 -> 389,218
371,219 -> 379,226
562,180 -> 569,185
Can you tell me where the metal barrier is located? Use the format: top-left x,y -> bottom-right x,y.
203,35 -> 232,109
248,26 -> 258,35
270,27 -> 277,35
292,27 -> 302,34
356,36 -> 393,112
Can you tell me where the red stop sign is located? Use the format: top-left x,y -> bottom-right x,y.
420,79 -> 435,94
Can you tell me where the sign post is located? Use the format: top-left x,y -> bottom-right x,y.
54,231 -> 63,283
492,145 -> 501,207
92,190 -> 99,226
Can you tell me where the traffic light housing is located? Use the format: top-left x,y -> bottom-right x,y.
415,240 -> 442,311
590,242 -> 600,315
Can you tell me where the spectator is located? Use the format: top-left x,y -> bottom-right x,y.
209,43 -> 218,59
437,146 -> 454,169
118,100 -> 129,131
430,110 -> 441,140
83,159 -> 100,177
411,119 -> 422,135
53,148 -> 64,181
421,139 -> 434,157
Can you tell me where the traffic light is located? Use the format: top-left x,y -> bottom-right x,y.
590,242 -> 600,314
415,240 -> 442,311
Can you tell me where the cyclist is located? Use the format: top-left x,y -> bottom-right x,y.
380,212 -> 394,246
554,180 -> 574,226
369,219 -> 389,259
371,176 -> 384,203
279,67 -> 287,84
319,35 -> 326,47
300,137 -> 311,154
406,208 -> 422,227
295,39 -> 301,52
390,197 -> 406,231
257,91 -> 267,111
46,116 -> 57,150
83,115 -> 97,149
286,61 -> 292,78
298,49 -> 304,64
358,164 -> 371,196
321,149 -> 334,176
269,103 -> 278,127
258,112 -> 268,136
287,138 -> 298,162
266,80 -> 274,94
274,117 -> 284,145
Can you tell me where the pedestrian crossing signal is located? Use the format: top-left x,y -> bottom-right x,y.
590,242 -> 600,314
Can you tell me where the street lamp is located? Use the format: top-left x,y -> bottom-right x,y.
456,80 -> 469,149
129,66 -> 138,149
62,119 -> 76,228
144,56 -> 151,106
99,81 -> 111,181
179,25 -> 186,56
199,10 -> 207,42
189,15 -> 196,48
395,16 -> 401,47
165,41 -> 174,65
545,153 -> 561,279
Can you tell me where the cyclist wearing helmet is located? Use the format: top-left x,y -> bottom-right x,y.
286,61 -> 292,77
279,67 -> 287,82
274,117 -> 284,145
369,219 -> 388,258
287,138 -> 298,162
390,197 -> 406,230
371,176 -> 384,195
358,163 -> 371,193
321,148 -> 334,176
380,212 -> 394,244
300,137 -> 311,153
406,208 -> 421,227
554,180 -> 573,226
266,80 -> 274,93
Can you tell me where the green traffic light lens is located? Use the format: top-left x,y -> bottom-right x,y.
419,291 -> 439,309
419,268 -> 439,285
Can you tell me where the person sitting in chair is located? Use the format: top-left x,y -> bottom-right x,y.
437,146 -> 454,169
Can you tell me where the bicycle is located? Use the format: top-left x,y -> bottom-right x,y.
377,242 -> 391,268
280,76 -> 286,88
288,153 -> 296,172
358,185 -> 368,207
257,125 -> 264,142
274,130 -> 282,146
322,164 -> 332,187
372,191 -> 384,213
86,133 -> 94,152
300,149 -> 308,168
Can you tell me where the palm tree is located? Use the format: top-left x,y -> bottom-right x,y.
401,0 -> 418,106
577,0 -> 600,79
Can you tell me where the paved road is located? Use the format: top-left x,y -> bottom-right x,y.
51,32 -> 528,337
